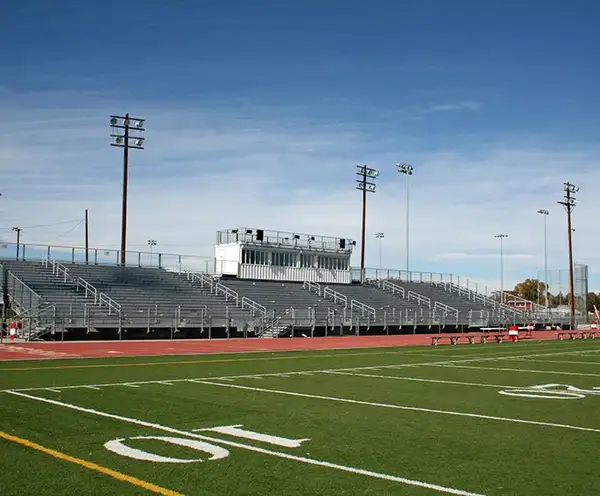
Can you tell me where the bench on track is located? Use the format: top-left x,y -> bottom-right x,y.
431,333 -> 510,346
557,330 -> 598,340
480,333 -> 507,343
431,334 -> 477,346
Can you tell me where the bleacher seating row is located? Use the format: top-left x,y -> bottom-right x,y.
0,260 -> 525,339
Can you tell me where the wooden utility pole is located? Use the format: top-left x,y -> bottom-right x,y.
558,182 -> 578,330
12,227 -> 22,260
110,114 -> 145,266
355,165 -> 379,283
85,209 -> 89,264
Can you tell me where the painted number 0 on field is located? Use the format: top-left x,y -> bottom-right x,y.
104,424 -> 310,464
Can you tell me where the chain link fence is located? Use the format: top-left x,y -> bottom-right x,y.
537,263 -> 588,317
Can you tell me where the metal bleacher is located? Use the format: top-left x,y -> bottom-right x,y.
401,281 -> 486,313
215,278 -> 348,328
2,255 -> 538,341
401,280 -> 524,323
62,263 -> 253,329
0,260 -> 115,334
324,282 -> 423,325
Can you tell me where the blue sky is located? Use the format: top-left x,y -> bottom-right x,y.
1,0 -> 599,293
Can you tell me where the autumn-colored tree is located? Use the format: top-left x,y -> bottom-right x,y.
588,292 -> 600,314
513,279 -> 546,302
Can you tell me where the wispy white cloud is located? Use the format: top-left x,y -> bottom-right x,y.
0,92 -> 599,292
423,101 -> 482,113
435,253 -> 536,262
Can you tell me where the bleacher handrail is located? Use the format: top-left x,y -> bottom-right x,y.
438,281 -> 524,318
174,304 -> 209,319
241,296 -> 267,316
215,282 -> 239,305
185,270 -> 215,290
302,280 -> 321,296
323,287 -> 348,307
381,280 -> 406,298
350,299 -> 376,318
433,300 -> 459,315
450,282 -> 524,317
76,277 -> 98,303
51,260 -> 71,283
3,269 -> 44,302
99,293 -> 122,314
46,258 -> 123,315
2,269 -> 47,319
407,290 -> 431,308
503,292 -> 547,314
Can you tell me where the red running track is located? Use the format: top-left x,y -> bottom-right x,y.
0,332 -> 561,361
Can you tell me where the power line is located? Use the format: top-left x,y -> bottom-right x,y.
42,220 -> 85,244
0,218 -> 83,232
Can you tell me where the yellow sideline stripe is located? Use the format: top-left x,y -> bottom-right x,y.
0,431 -> 182,496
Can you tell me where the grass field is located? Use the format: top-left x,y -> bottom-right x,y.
1,339 -> 600,495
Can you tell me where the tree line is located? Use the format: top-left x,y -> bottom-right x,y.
508,278 -> 599,314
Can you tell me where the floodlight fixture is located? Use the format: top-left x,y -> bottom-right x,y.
537,209 -> 549,215
356,164 -> 379,178
397,163 -> 413,175
356,180 -> 376,192
566,183 -> 579,194
375,232 -> 385,238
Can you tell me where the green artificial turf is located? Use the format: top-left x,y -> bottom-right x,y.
1,340 -> 599,495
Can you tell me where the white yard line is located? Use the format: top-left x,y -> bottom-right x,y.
430,364 -> 600,378
515,359 -> 600,366
4,346 -> 600,394
191,380 -> 600,434
325,371 -> 515,389
5,391 -> 485,496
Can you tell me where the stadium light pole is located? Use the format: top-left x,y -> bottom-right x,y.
494,234 -> 508,304
558,182 -> 578,330
537,209 -> 550,309
397,163 -> 413,276
375,232 -> 385,273
356,165 -> 379,283
148,239 -> 157,266
110,114 -> 145,266
12,226 -> 22,260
